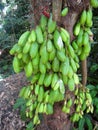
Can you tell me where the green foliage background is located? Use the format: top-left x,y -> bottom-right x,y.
0,0 -> 30,78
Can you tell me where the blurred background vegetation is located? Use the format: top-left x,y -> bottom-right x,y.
0,1 -> 98,129
0,0 -> 30,78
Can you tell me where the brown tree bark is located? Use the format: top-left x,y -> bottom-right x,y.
30,0 -> 90,130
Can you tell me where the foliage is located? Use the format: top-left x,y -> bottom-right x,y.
0,0 -> 30,49
73,84 -> 98,130
0,0 -> 30,78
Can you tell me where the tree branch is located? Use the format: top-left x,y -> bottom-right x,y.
52,0 -> 62,22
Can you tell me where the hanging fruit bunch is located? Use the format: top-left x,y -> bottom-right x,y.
10,0 -> 98,126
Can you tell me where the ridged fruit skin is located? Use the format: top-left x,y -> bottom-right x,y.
54,30 -> 64,50
61,7 -> 68,17
18,31 -> 30,46
90,0 -> 98,8
48,14 -> 56,34
35,26 -> 43,44
80,10 -> 87,25
30,42 -> 38,58
74,22 -> 80,36
28,30 -> 36,43
40,15 -> 47,31
24,61 -> 33,77
13,56 -> 21,73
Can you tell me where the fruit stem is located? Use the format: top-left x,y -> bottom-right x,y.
81,59 -> 87,86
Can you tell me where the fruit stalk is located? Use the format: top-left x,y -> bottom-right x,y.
81,59 -> 87,86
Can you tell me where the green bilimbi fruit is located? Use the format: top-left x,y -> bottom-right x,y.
77,31 -> 83,47
60,27 -> 70,40
90,0 -> 98,8
38,86 -> 44,102
57,49 -> 66,62
62,106 -> 70,113
72,41 -> 78,50
35,25 -> 43,44
18,31 -> 30,46
31,74 -> 40,84
23,42 -> 31,54
39,103 -> 44,113
68,78 -> 75,91
49,90 -> 58,103
77,47 -> 82,56
46,39 -> 53,52
60,56 -> 69,76
61,7 -> 68,17
40,45 -> 48,64
44,73 -> 53,87
26,99 -> 32,106
48,46 -> 56,61
39,60 -> 46,74
23,87 -> 31,99
38,73 -> 45,85
34,85 -> 40,95
74,54 -> 79,63
28,30 -> 36,43
83,43 -> 91,55
33,114 -> 40,125
19,87 -> 27,97
82,32 -> 89,46
32,53 -> 39,66
73,73 -> 79,85
30,42 -> 39,58
47,104 -> 53,114
51,73 -> 59,89
85,28 -> 93,36
15,45 -> 22,53
13,56 -> 21,73
68,66 -> 74,79
59,79 -> 65,94
68,45 -> 75,58
80,10 -> 87,25
70,58 -> 77,72
54,30 -> 64,50
9,44 -> 18,55
67,99 -> 73,108
74,22 -> 81,36
60,27 -> 70,46
80,52 -> 87,61
48,14 -> 56,34
43,91 -> 49,103
86,8 -> 93,27
17,53 -> 22,59
62,75 -> 68,85
46,62 -> 51,70
40,15 -> 47,31
24,61 -> 33,77
22,53 -> 30,63
52,57 -> 60,72
53,80 -> 60,90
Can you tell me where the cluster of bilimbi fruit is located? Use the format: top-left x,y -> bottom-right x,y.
10,1 -> 97,125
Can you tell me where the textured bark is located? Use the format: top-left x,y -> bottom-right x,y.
30,0 -> 90,130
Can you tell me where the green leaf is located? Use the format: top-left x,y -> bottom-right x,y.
13,97 -> 26,109
20,105 -> 27,121
26,121 -> 34,130
78,118 -> 85,130
85,115 -> 93,130
90,64 -> 98,73
87,84 -> 96,90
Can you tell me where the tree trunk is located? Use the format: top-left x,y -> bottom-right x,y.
30,0 -> 90,130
